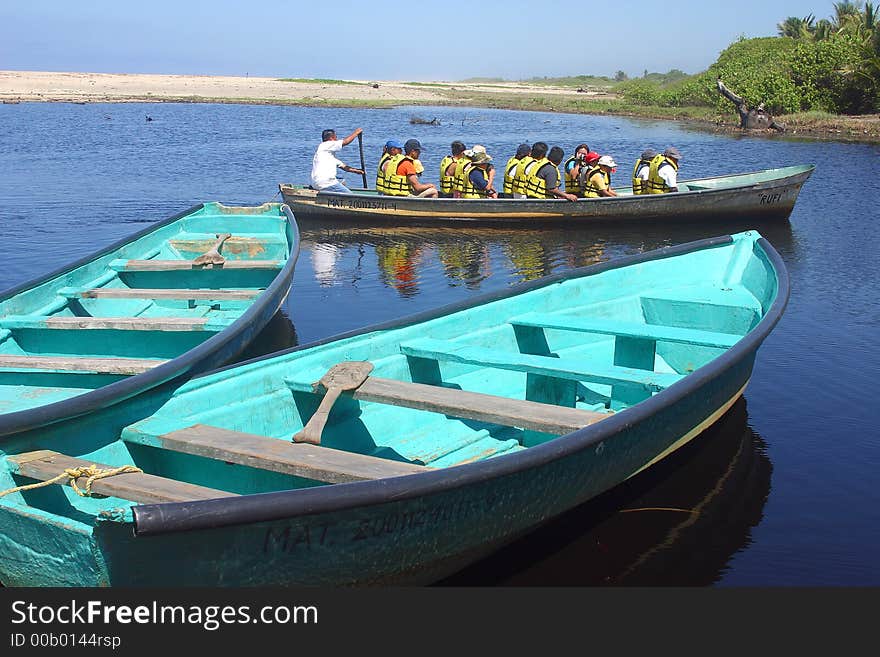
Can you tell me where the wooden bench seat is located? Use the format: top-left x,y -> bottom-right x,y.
110,259 -> 283,271
0,354 -> 167,374
286,375 -> 610,435
59,287 -> 263,301
509,313 -> 742,348
400,338 -> 684,392
0,316 -> 231,332
123,424 -> 428,484
6,450 -> 234,504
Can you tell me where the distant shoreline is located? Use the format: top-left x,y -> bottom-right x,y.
2,70 -> 878,144
0,69 -> 590,106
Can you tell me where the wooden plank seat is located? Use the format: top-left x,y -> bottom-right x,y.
110,258 -> 283,271
59,287 -> 263,301
0,316 -> 232,332
0,355 -> 167,374
509,313 -> 742,348
123,424 -> 428,484
399,338 -> 685,392
6,450 -> 234,504
286,374 -> 611,435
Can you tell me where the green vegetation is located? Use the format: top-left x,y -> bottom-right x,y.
610,2 -> 880,115
522,75 -> 616,88
277,78 -> 365,86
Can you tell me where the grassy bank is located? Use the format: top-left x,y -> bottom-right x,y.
427,84 -> 880,144
269,76 -> 880,144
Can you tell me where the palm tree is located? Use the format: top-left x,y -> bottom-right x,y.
832,1 -> 863,32
777,15 -> 815,38
814,18 -> 835,40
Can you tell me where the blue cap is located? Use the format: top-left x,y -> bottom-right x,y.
385,140 -> 403,149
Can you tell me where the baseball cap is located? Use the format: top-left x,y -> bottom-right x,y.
404,139 -> 423,153
516,143 -> 531,157
664,146 -> 682,160
385,139 -> 403,149
598,155 -> 618,169
641,148 -> 658,160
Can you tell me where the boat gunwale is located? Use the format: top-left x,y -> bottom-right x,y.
0,204 -> 301,438
279,164 -> 816,207
131,232 -> 789,536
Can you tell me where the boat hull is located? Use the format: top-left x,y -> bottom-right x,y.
279,165 -> 814,225
100,360 -> 753,586
0,202 -> 300,439
0,232 -> 787,587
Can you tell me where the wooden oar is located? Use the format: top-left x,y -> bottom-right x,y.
293,361 -> 374,445
192,233 -> 231,267
357,133 -> 368,189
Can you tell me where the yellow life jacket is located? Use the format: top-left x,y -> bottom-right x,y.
453,158 -> 472,195
376,152 -> 392,194
646,155 -> 678,194
383,154 -> 412,196
439,155 -> 458,195
584,166 -> 611,198
526,158 -> 561,199
513,156 -> 535,196
462,165 -> 491,198
414,159 -> 425,175
631,157 -> 653,195
503,156 -> 521,195
563,155 -> 585,196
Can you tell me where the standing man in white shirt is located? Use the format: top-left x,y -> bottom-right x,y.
309,127 -> 365,193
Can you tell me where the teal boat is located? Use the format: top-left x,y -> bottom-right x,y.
0,201 -> 299,440
279,164 -> 814,225
0,230 -> 785,586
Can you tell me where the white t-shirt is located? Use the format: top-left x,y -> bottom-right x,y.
658,162 -> 678,189
310,139 -> 345,189
636,163 -> 650,181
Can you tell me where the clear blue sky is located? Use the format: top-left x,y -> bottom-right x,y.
0,1 -> 835,80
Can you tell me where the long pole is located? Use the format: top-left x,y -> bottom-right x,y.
357,133 -> 368,189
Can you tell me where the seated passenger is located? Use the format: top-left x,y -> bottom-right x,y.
526,145 -> 578,201
503,143 -> 531,198
584,155 -> 619,197
631,148 -> 657,195
439,141 -> 467,197
377,140 -> 403,194
462,152 -> 498,198
384,139 -> 439,198
646,147 -> 681,193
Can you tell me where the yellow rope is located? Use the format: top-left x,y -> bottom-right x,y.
0,464 -> 143,499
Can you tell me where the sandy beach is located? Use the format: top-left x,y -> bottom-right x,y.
4,70 -> 878,143
0,70 -> 597,105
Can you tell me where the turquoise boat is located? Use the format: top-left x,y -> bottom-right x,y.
0,230 -> 785,586
0,201 -> 299,440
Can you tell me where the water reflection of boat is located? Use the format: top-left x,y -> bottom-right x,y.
375,242 -> 424,297
280,165 -> 814,225
437,240 -> 491,289
302,226 -> 608,287
438,396 -> 771,586
299,218 -> 795,289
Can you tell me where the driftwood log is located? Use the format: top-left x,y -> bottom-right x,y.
716,78 -> 785,132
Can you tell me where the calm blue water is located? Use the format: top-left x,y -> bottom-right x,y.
1,102 -> 879,586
